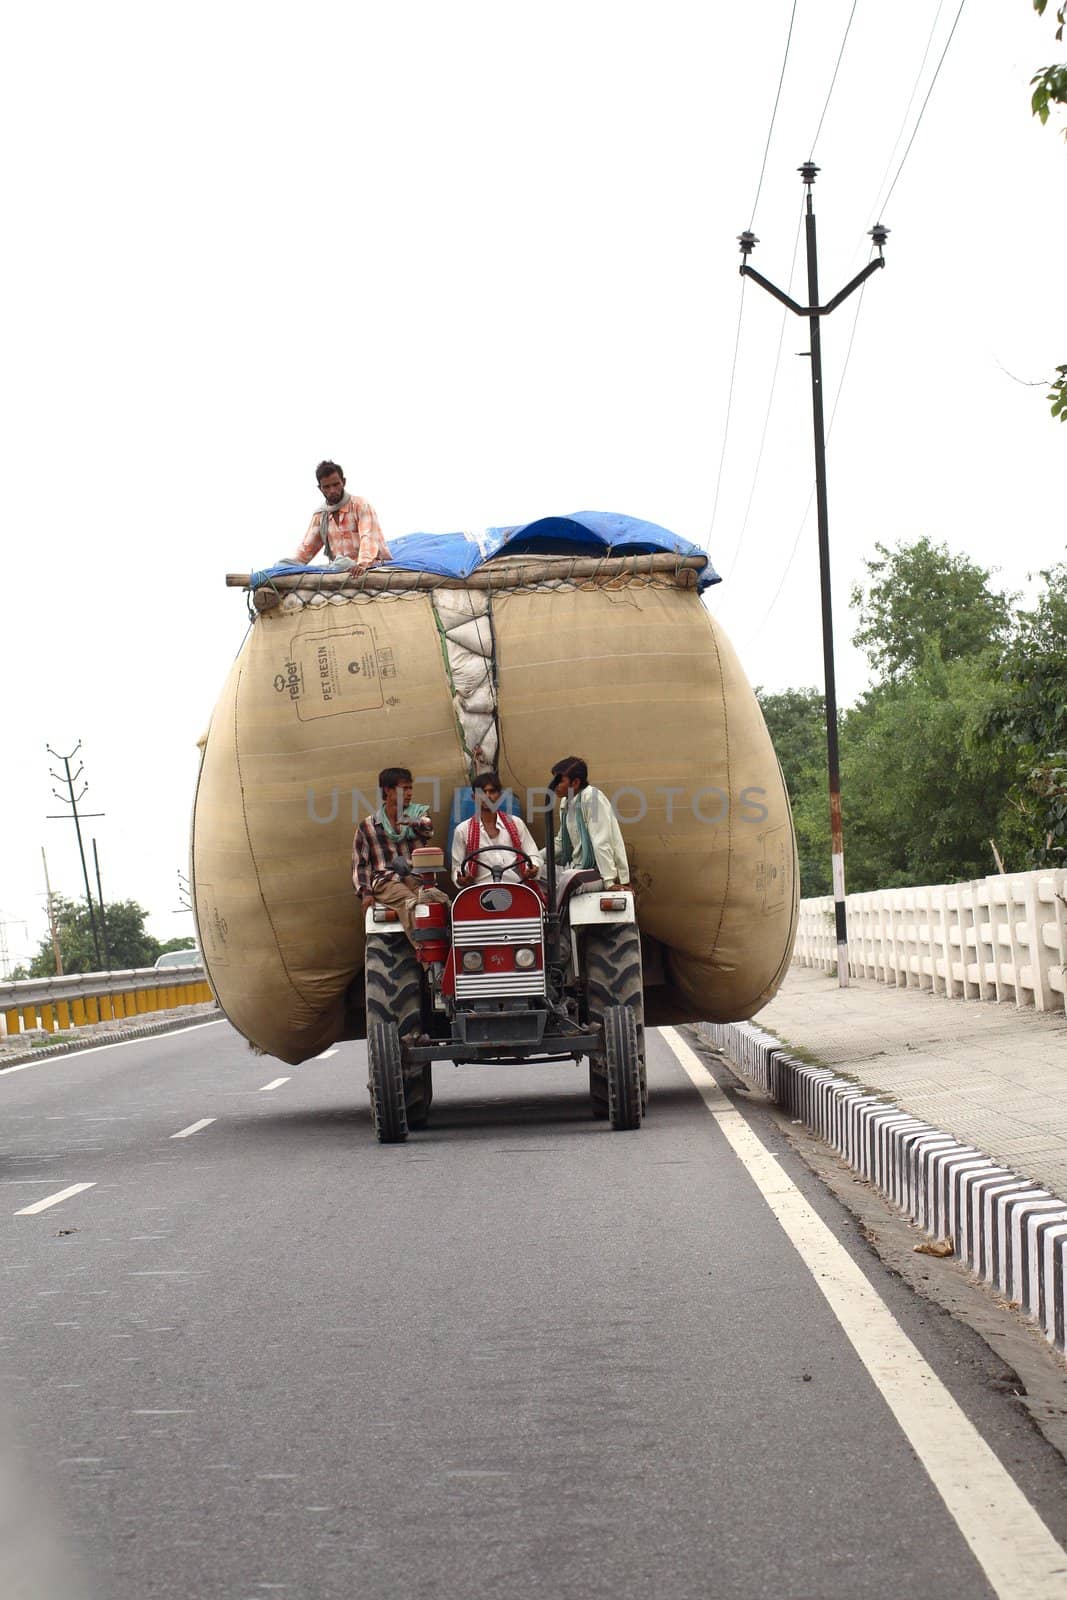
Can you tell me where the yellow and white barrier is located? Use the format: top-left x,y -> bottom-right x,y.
0,967 -> 215,1042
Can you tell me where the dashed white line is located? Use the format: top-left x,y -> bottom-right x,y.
662,1026 -> 1067,1600
170,1118 -> 216,1140
15,1182 -> 96,1216
316,1047 -> 338,1059
259,1077 -> 290,1092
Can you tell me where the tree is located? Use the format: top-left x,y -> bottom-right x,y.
757,687 -> 825,781
756,687 -> 831,896
21,896 -> 162,977
984,562 -> 1067,864
839,651 -> 1017,890
1032,2 -> 1067,136
850,537 -> 1013,682
156,937 -> 196,956
1031,2 -> 1066,419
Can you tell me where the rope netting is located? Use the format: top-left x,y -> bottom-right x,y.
243,553 -> 705,618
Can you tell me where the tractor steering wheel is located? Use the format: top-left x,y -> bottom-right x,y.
458,845 -> 538,885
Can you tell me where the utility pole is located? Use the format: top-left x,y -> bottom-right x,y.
92,838 -> 112,969
737,164 -> 888,989
46,741 -> 105,971
41,848 -> 63,976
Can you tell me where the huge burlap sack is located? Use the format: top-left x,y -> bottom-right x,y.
193,562 -> 796,1062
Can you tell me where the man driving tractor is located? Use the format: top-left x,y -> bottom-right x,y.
451,772 -> 543,888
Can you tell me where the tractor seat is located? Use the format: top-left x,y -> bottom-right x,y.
554,868 -> 601,915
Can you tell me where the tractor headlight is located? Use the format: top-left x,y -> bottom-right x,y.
461,950 -> 484,972
514,947 -> 537,970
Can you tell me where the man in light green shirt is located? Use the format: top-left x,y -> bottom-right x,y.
549,756 -> 630,888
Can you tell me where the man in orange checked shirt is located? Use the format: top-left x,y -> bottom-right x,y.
289,460 -> 392,572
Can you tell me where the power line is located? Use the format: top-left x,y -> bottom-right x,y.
749,0 -> 799,230
709,1 -> 799,552
706,277 -> 747,549
864,0 -> 947,231
808,0 -> 860,160
878,0 -> 968,219
715,195 -> 806,589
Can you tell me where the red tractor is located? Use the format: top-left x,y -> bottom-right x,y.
363,832 -> 645,1141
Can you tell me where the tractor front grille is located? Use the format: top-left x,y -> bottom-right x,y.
455,971 -> 546,999
453,916 -> 543,947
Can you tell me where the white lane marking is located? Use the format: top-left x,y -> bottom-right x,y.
169,1118 -> 216,1140
259,1077 -> 290,1092
315,1048 -> 338,1059
661,1027 -> 1067,1600
15,1182 -> 96,1216
0,1019 -> 225,1074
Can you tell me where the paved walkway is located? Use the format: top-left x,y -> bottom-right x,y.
756,965 -> 1067,1201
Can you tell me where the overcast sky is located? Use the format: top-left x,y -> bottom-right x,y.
1,0 -> 1063,969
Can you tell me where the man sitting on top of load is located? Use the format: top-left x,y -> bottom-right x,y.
550,757 -> 630,890
288,459 -> 392,574
452,772 -> 543,888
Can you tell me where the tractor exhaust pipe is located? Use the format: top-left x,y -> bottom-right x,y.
542,787 -> 561,967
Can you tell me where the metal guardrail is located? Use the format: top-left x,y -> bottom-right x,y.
1,965 -> 214,1040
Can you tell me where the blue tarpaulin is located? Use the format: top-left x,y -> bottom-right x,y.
250,510 -> 718,592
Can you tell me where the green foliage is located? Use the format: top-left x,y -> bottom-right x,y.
984,563 -> 1067,864
756,687 -> 825,786
24,896 -> 161,977
756,687 -> 831,896
838,652 -> 1015,890
1032,62 -> 1067,127
156,937 -> 196,956
850,537 -> 1012,681
1032,3 -> 1067,129
765,543 -> 1067,895
1031,3 -> 1066,417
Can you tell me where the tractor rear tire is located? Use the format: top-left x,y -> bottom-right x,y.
584,922 -> 645,1117
365,934 -> 430,1128
368,1022 -> 408,1143
605,1005 -> 642,1131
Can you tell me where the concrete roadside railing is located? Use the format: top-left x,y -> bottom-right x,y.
0,965 -> 213,1041
796,868 -> 1067,1012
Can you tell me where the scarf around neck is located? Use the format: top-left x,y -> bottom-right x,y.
319,494 -> 352,556
558,790 -> 595,869
468,807 -> 522,863
378,804 -> 418,845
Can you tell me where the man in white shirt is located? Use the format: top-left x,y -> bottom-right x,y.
452,773 -> 543,888
550,756 -> 630,888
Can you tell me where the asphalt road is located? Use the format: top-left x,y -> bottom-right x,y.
3,1020 -> 1067,1600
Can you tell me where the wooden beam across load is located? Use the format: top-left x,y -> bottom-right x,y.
225,551 -> 706,612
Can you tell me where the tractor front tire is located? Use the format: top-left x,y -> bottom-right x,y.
604,1005 -> 642,1131
365,934 -> 430,1128
584,922 -> 645,1118
368,1022 -> 408,1143
406,1064 -> 433,1130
